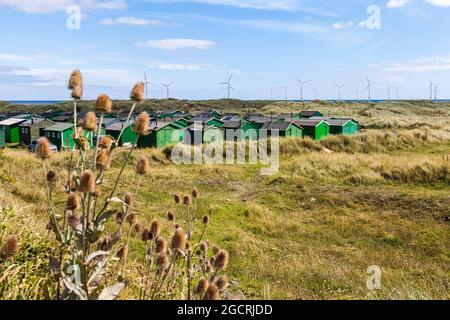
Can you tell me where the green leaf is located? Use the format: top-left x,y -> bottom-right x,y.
85,251 -> 109,265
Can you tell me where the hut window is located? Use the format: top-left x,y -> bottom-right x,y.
57,133 -> 61,139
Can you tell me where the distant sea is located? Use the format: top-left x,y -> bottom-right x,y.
6,100 -> 63,106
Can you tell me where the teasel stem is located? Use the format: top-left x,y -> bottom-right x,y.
116,102 -> 137,144
99,134 -> 141,216
68,151 -> 74,193
120,223 -> 133,279
73,99 -> 78,139
141,238 -> 155,300
151,250 -> 179,299
92,113 -> 104,170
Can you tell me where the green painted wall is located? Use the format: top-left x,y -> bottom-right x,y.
206,119 -> 224,127
106,126 -> 137,146
302,122 -> 329,140
139,125 -> 184,148
285,124 -> 303,138
1,125 -> 21,143
329,121 -> 358,135
0,127 -> 5,148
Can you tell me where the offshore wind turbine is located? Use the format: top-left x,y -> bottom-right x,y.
433,83 -> 438,101
282,86 -> 288,101
144,72 -> 156,100
312,86 -> 319,100
219,74 -> 234,99
393,86 -> 401,100
365,76 -> 379,102
335,83 -> 345,101
161,82 -> 174,99
354,87 -> 360,102
428,79 -> 434,101
296,78 -> 311,103
385,82 -> 391,101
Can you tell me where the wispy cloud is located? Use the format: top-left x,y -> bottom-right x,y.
373,56 -> 450,72
148,61 -> 240,73
136,39 -> 216,50
0,0 -> 126,14
387,0 -> 411,8
242,19 -> 326,34
424,0 -> 450,7
0,53 -> 30,62
101,16 -> 162,26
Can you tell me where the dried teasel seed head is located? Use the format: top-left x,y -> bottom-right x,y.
127,213 -> 138,225
199,241 -> 208,252
46,222 -> 52,231
134,112 -> 149,135
150,219 -> 162,237
192,187 -> 199,199
174,224 -> 180,229
135,222 -> 143,233
95,94 -> 112,114
99,135 -> 113,149
216,275 -> 228,290
156,252 -> 169,271
156,237 -> 167,253
206,261 -> 212,273
71,85 -> 83,100
174,193 -> 181,204
96,149 -> 110,169
141,227 -> 150,242
36,137 -> 52,159
68,215 -> 80,229
79,170 -> 96,193
98,236 -> 112,251
136,156 -> 150,175
210,256 -> 215,265
202,214 -> 209,225
46,170 -> 57,183
68,69 -> 83,90
196,277 -> 209,295
185,241 -> 191,251
214,249 -> 229,270
66,192 -> 80,211
171,228 -> 186,250
116,211 -> 124,224
0,235 -> 19,259
83,111 -> 97,131
183,195 -> 192,206
167,210 -> 175,221
124,193 -> 134,206
118,245 -> 128,259
130,82 -> 145,102
204,283 -> 219,300
213,244 -> 220,256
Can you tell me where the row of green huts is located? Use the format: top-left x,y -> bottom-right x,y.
0,109 -> 359,150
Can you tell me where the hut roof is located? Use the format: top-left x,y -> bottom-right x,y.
45,123 -> 74,132
295,119 -> 327,127
0,118 -> 27,126
300,111 -> 323,118
105,122 -> 130,132
326,119 -> 354,126
261,120 -> 297,131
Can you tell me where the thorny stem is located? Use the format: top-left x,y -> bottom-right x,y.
73,99 -> 78,139
151,250 -> 179,300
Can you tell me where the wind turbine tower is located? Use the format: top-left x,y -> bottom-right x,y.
296,79 -> 311,103
312,86 -> 319,100
220,74 -> 234,99
335,83 -> 345,102
144,72 -> 156,100
386,82 -> 391,101
365,76 -> 379,103
161,82 -> 174,99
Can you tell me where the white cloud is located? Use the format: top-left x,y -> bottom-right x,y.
387,0 -> 410,8
101,16 -> 161,26
332,20 -> 354,30
154,0 -> 299,11
136,39 -> 216,50
375,56 -> 450,72
243,20 -> 326,34
0,53 -> 30,61
424,0 -> 450,7
149,63 -> 203,71
0,0 -> 126,14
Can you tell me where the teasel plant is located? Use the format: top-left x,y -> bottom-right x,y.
136,189 -> 230,300
38,70 -> 150,300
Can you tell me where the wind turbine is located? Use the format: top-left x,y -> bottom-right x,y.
393,86 -> 401,100
296,78 -> 311,103
428,79 -> 434,101
312,86 -> 319,100
161,82 -> 174,99
219,74 -> 234,99
335,83 -> 345,101
385,82 -> 391,101
282,86 -> 288,101
433,83 -> 439,102
365,76 -> 379,102
354,87 -> 360,102
144,72 -> 156,100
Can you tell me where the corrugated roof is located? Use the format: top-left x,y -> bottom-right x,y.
300,111 -> 323,117
295,119 -> 327,127
222,121 -> 241,129
326,119 -> 352,126
0,118 -> 27,126
19,118 -> 53,126
45,122 -> 74,132
261,120 -> 295,131
106,122 -> 129,131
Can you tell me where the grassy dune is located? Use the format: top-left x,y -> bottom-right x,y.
0,101 -> 449,300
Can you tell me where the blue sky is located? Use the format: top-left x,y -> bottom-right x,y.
0,0 -> 450,100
